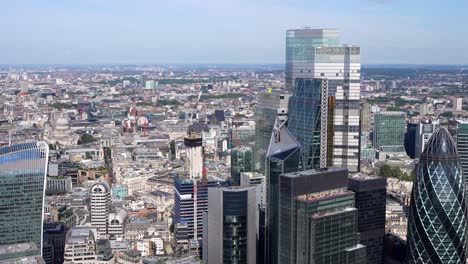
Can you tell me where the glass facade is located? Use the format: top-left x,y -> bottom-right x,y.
0,141 -> 49,260
278,169 -> 366,264
265,120 -> 301,264
373,112 -> 406,149
223,190 -> 248,263
407,128 -> 467,263
254,92 -> 289,173
287,78 -> 326,170
348,175 -> 387,264
231,147 -> 253,186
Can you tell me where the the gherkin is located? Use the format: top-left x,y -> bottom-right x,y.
407,128 -> 467,263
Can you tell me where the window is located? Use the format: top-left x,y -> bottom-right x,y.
300,69 -> 303,73
321,73 -> 325,76
336,73 -> 339,76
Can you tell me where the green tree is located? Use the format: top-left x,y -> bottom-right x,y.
78,134 -> 97,145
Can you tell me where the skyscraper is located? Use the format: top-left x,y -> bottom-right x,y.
373,112 -> 406,150
286,28 -> 361,172
287,78 -> 329,169
360,102 -> 372,134
254,91 -> 290,173
184,136 -> 203,179
265,118 -> 301,264
348,173 -> 387,264
0,141 -> 49,261
230,146 -> 253,186
203,186 -> 258,264
414,117 -> 439,159
278,168 -> 366,263
173,175 -> 222,254
407,128 -> 467,263
449,119 -> 468,184
90,181 -> 111,238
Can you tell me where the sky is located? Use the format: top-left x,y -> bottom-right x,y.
1,0 -> 468,65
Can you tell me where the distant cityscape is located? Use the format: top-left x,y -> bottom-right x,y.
0,27 -> 467,264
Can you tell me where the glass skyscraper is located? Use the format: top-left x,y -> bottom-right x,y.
287,78 -> 329,169
203,186 -> 258,264
254,91 -> 290,173
278,168 -> 366,264
0,141 -> 49,260
231,146 -> 253,186
285,28 -> 361,172
265,118 -> 300,264
373,112 -> 406,150
407,128 -> 467,263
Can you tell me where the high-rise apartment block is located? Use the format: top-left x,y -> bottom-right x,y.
278,168 -> 366,263
348,174 -> 387,264
0,142 -> 49,261
286,28 -> 361,172
407,128 -> 467,263
373,112 -> 406,150
203,186 -> 258,264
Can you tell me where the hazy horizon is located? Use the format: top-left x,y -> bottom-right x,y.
2,0 -> 467,65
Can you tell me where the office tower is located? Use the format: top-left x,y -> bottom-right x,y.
361,102 -> 372,133
108,210 -> 127,238
407,128 -> 467,263
405,122 -> 418,159
348,174 -> 387,264
173,175 -> 222,254
42,222 -> 67,264
203,186 -> 258,264
0,142 -> 49,260
184,136 -> 203,179
286,28 -> 361,172
449,120 -> 468,180
454,97 -> 463,111
373,112 -> 406,150
414,117 -> 439,158
240,172 -> 266,206
230,146 -> 253,185
254,91 -> 290,173
90,181 -> 111,238
145,80 -> 156,89
64,227 -> 98,263
214,109 -> 225,123
278,168 -> 366,263
287,78 -> 329,169
265,118 -> 301,264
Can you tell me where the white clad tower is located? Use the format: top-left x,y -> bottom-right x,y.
286,28 -> 361,172
90,181 -> 111,238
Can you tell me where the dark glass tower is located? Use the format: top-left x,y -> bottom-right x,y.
278,168 -> 366,264
348,174 -> 387,264
231,146 -> 253,186
203,186 -> 257,264
407,128 -> 467,263
0,142 -> 49,261
287,78 -> 329,169
265,118 -> 300,264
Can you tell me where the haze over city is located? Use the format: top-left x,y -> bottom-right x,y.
2,0 -> 468,64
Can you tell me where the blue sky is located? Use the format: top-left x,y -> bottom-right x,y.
1,0 -> 467,64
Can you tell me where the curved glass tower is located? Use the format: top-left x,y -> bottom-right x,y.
407,128 -> 467,263
0,142 -> 49,260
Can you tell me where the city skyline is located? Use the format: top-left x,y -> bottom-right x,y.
2,0 -> 468,65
